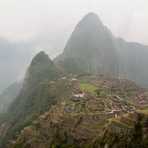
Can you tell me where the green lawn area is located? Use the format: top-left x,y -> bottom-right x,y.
80,82 -> 97,95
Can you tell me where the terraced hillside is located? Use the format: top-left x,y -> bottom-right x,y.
9,75 -> 148,148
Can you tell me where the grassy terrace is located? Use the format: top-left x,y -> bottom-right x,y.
80,82 -> 97,95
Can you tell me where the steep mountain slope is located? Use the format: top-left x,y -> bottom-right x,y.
0,82 -> 22,113
9,75 -> 148,148
116,38 -> 148,87
8,51 -> 61,115
55,13 -> 119,76
0,51 -> 62,147
55,13 -> 148,87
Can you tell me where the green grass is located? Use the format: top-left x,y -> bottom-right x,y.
80,82 -> 97,95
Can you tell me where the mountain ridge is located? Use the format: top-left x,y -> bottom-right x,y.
55,12 -> 148,87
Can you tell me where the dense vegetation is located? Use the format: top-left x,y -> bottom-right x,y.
0,51 -> 62,147
8,76 -> 148,148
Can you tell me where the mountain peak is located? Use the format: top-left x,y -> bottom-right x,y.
30,51 -> 52,66
24,51 -> 61,88
78,12 -> 102,27
56,12 -> 118,76
83,12 -> 99,20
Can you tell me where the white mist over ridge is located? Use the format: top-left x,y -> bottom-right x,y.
0,0 -> 147,45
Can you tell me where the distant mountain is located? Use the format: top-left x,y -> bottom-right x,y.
0,82 -> 22,113
116,38 -> 148,87
0,38 -> 34,93
55,13 -> 119,76
56,13 -> 148,87
0,51 -> 62,147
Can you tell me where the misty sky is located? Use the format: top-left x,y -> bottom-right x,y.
0,0 -> 147,57
0,0 -> 148,93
